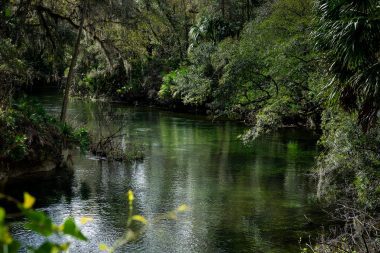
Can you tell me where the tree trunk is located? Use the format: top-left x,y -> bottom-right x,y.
182,0 -> 190,53
221,0 -> 225,19
60,9 -> 85,122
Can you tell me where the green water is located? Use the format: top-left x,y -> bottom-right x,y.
7,95 -> 323,252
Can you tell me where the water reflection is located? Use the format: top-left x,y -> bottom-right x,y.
6,96 -> 322,252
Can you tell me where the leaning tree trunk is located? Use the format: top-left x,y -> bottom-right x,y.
220,0 -> 225,19
60,9 -> 85,122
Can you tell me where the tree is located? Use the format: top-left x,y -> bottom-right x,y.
315,0 -> 380,131
2,0 -> 139,121
60,4 -> 85,122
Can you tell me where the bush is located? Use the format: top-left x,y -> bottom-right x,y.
313,109 -> 380,252
0,98 -> 90,166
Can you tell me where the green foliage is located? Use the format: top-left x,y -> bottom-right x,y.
0,99 -> 58,162
159,0 -> 321,139
62,218 -> 87,241
315,0 -> 380,130
210,36 -> 273,119
74,128 -> 91,153
61,123 -> 91,153
189,14 -> 240,48
0,191 -> 188,253
24,210 -> 55,237
237,0 -> 320,139
159,65 -> 212,106
158,69 -> 183,100
0,39 -> 30,107
171,67 -> 212,106
316,110 -> 380,209
74,62 -> 130,100
313,110 -> 380,252
309,1 -> 380,252
241,96 -> 297,142
0,99 -> 90,164
0,193 -> 88,253
0,207 -> 20,252
32,242 -> 70,253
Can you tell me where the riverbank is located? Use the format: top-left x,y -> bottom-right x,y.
0,98 -> 89,182
30,86 -> 321,133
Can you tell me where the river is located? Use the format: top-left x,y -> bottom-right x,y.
6,93 -> 323,252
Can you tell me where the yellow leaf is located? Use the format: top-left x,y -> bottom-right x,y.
56,224 -> 64,232
60,243 -> 70,251
167,211 -> 177,220
99,243 -> 110,252
51,246 -> 59,253
176,204 -> 189,213
132,215 -> 147,224
126,229 -> 137,241
3,231 -> 13,244
127,190 -> 134,203
23,192 -> 36,209
80,216 -> 94,225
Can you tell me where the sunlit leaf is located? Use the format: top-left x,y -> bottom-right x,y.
125,229 -> 137,241
167,211 -> 177,220
0,207 -> 5,223
99,243 -> 110,252
23,192 -> 36,209
176,204 -> 189,213
55,224 -> 64,232
127,190 -> 134,203
132,215 -> 147,224
60,242 -> 70,251
4,7 -> 12,18
79,216 -> 94,225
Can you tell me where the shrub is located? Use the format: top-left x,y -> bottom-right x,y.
0,98 -> 90,165
313,109 -> 380,252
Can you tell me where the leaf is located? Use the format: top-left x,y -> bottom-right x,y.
125,229 -> 137,241
23,192 -> 36,209
79,216 -> 93,225
176,204 -> 189,213
167,211 -> 177,220
2,230 -> 13,244
0,207 -> 5,223
59,242 -> 70,251
32,242 -> 62,253
62,218 -> 87,241
98,243 -> 110,252
2,240 -> 20,253
4,7 -> 12,18
131,215 -> 147,224
24,210 -> 54,236
127,190 -> 134,203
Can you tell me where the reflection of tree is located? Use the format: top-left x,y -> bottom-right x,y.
79,181 -> 91,200
3,168 -> 74,210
